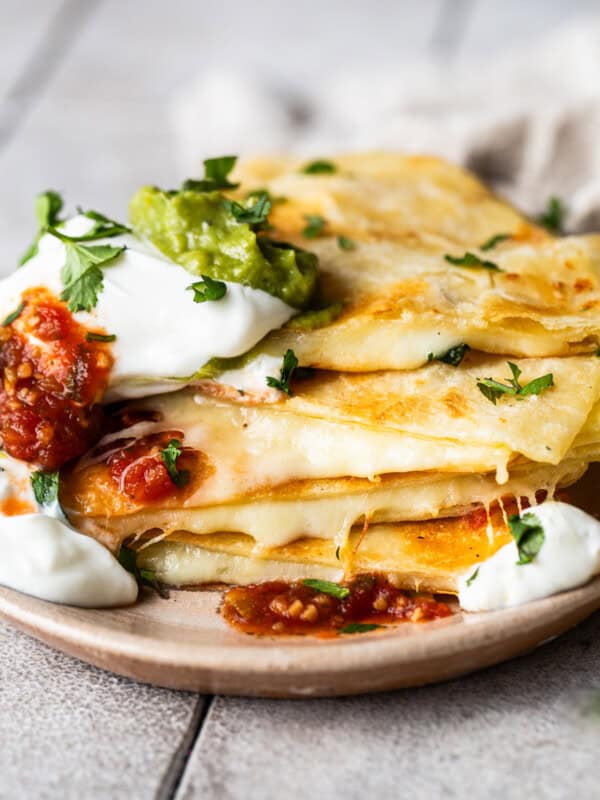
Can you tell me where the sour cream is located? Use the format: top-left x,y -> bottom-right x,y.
0,216 -> 294,400
458,502 -> 600,611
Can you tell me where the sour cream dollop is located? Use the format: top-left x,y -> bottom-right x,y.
458,502 -> 600,611
0,216 -> 294,399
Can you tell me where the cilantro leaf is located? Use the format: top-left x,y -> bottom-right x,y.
30,470 -> 59,506
428,343 -> 470,367
117,544 -> 169,598
477,362 -> 554,405
266,349 -> 298,395
509,512 -> 545,565
161,439 -> 190,488
445,252 -> 501,271
2,302 -> 25,327
85,331 -> 116,343
337,235 -> 356,251
223,191 -> 271,226
466,567 -> 480,587
20,190 -> 64,265
340,623 -> 383,634
480,233 -> 511,251
72,208 -> 131,240
302,579 -> 350,599
55,236 -> 125,312
303,214 -> 326,238
539,196 -> 564,233
182,155 -> 239,192
187,274 -> 227,303
301,160 -> 337,175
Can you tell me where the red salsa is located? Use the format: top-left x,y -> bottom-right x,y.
222,574 -> 453,637
0,288 -> 112,469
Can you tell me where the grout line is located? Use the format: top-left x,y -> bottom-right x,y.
155,694 -> 215,800
0,0 -> 102,154
429,0 -> 476,60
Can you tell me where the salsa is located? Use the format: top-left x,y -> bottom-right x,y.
222,573 -> 453,637
0,288 -> 112,469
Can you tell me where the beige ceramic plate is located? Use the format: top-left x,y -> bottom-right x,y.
1,467 -> 600,698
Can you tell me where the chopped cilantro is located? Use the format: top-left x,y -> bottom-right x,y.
335,546 -> 341,560
20,190 -> 64,265
266,349 -> 298,395
428,343 -> 470,367
117,544 -> 169,598
302,579 -> 350,599
509,512 -> 545,565
187,274 -> 227,303
337,235 -> 356,251
480,233 -> 511,251
85,331 -> 116,343
539,196 -> 564,233
30,470 -> 59,506
340,623 -> 383,634
182,155 -> 239,192
73,208 -> 131,240
223,191 -> 271,226
477,362 -> 554,405
303,214 -> 326,238
466,567 -> 480,587
445,252 -> 500,271
160,439 -> 190,488
301,160 -> 337,175
51,233 -> 125,312
1,302 -> 25,327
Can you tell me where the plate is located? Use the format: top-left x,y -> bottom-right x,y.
2,468 -> 600,698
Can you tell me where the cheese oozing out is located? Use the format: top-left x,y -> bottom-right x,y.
0,216 -> 294,400
458,502 -> 600,611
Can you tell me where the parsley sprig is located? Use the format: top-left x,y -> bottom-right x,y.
445,252 -> 501,271
187,274 -> 227,303
266,349 -> 298,395
477,362 -> 554,405
161,439 -> 190,488
20,190 -> 64,265
182,155 -> 239,192
117,544 -> 169,598
509,512 -> 545,565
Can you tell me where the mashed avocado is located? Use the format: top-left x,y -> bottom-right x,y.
129,186 -> 317,309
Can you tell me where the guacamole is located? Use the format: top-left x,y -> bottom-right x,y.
129,186 -> 318,308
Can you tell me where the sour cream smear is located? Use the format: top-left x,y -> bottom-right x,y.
458,501 -> 600,611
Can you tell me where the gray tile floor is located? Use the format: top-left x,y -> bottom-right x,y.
1,2 -> 600,798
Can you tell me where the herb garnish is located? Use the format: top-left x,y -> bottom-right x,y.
160,439 -> 190,488
20,190 -> 64,265
2,302 -> 25,327
480,233 -> 511,251
187,274 -> 227,303
509,512 -> 545,565
117,544 -> 169,598
302,579 -> 350,599
445,252 -> 501,271
335,546 -> 341,560
427,343 -> 470,367
49,231 -> 125,313
477,362 -> 554,405
301,160 -> 337,175
223,191 -> 271,226
71,208 -> 131,240
539,196 -> 564,233
303,214 -> 326,238
337,235 -> 356,251
266,349 -> 298,395
85,331 -> 116,343
466,567 -> 480,587
182,155 -> 239,192
30,470 -> 59,506
340,623 -> 383,634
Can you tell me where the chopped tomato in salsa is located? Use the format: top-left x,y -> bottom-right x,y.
222,574 -> 453,637
107,430 -> 196,503
0,288 -> 112,469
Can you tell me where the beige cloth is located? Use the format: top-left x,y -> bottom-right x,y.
172,20 -> 600,232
